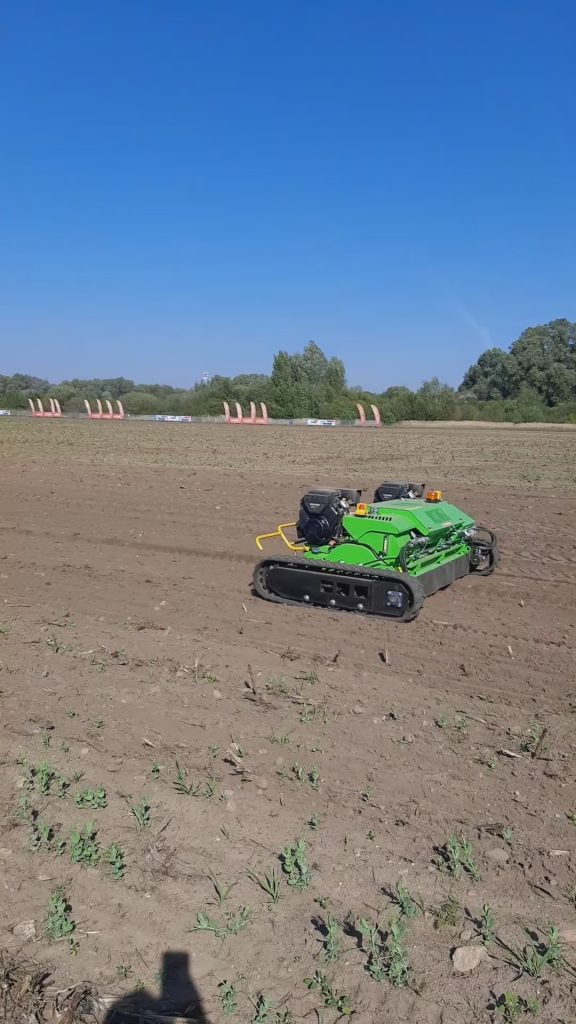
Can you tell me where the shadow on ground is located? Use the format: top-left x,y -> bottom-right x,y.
103,951 -> 209,1022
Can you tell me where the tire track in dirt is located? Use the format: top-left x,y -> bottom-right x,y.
5,538 -> 573,650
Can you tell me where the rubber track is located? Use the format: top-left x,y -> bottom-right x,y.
253,555 -> 426,622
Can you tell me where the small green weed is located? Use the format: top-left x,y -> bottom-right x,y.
250,994 -> 272,1023
303,971 -> 352,1014
24,761 -> 55,796
357,916 -> 411,986
494,992 -> 540,1021
434,713 -> 469,734
288,758 -> 317,784
226,905 -> 252,935
55,774 -> 70,799
69,821 -> 100,866
247,867 -> 281,904
249,997 -> 294,1024
249,995 -> 270,1019
127,797 -> 151,828
480,903 -> 496,944
436,833 -> 480,880
75,786 -> 107,809
219,979 -> 238,1016
268,732 -> 290,746
321,913 -> 343,963
266,675 -> 289,695
190,911 -> 227,937
172,760 -> 203,796
116,964 -> 133,980
190,906 -> 252,939
208,872 -> 238,907
193,660 -> 217,685
44,887 -> 75,942
150,761 -> 161,780
391,880 -> 421,919
104,842 -> 126,880
503,925 -> 564,978
27,814 -> 56,852
46,635 -> 75,655
295,669 -> 319,687
383,918 -> 412,987
280,838 -> 310,890
299,704 -> 325,724
307,813 -> 320,831
204,773 -> 217,799
519,722 -> 546,755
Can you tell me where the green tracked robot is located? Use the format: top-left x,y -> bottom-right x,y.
253,482 -> 498,622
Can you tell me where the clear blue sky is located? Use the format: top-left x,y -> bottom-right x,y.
1,1 -> 574,390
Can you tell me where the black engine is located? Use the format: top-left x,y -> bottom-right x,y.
373,481 -> 425,502
297,489 -> 359,547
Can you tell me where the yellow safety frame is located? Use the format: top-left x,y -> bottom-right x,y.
255,522 -> 308,552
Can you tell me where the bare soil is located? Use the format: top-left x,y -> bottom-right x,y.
1,420 -> 575,1024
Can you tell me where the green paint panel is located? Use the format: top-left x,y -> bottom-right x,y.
303,499 -> 476,577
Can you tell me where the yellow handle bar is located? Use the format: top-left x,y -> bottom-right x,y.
255,522 -> 307,553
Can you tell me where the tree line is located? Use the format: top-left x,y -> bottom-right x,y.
2,320 -> 575,423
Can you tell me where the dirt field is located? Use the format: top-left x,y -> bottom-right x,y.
1,420 -> 576,1024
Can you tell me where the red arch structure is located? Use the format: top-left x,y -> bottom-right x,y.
84,399 -> 125,420
28,398 -> 62,418
355,402 -> 382,426
223,401 -> 269,424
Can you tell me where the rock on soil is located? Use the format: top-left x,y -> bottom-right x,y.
13,919 -> 36,940
485,846 -> 510,865
452,946 -> 490,973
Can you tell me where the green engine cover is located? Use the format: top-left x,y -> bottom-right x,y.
303,499 -> 476,576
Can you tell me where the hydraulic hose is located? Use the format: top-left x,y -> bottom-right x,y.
397,538 -> 427,573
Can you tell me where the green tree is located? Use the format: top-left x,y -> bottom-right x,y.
460,348 -> 518,400
460,319 -> 576,406
121,391 -> 161,415
413,378 -> 457,420
510,319 -> 576,404
270,351 -> 296,416
382,386 -> 415,421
